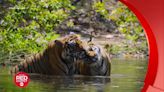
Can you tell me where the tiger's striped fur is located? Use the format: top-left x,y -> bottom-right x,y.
74,42 -> 111,76
11,34 -> 111,76
10,34 -> 85,75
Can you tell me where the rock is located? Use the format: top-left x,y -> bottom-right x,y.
103,34 -> 114,39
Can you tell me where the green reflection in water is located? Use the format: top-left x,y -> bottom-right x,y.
0,58 -> 147,92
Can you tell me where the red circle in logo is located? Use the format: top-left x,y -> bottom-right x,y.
14,72 -> 30,88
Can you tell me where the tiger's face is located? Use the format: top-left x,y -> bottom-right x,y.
78,42 -> 102,64
60,34 -> 101,65
61,34 -> 89,63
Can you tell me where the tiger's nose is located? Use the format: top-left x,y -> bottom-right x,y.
87,51 -> 96,57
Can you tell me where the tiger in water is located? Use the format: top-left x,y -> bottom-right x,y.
10,34 -> 111,76
74,41 -> 111,76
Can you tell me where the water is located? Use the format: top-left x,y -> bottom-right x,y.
0,58 -> 147,92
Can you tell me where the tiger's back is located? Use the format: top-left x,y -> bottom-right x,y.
10,34 -> 83,75
11,34 -> 111,76
11,40 -> 65,75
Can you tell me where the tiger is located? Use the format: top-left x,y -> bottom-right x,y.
74,41 -> 111,76
10,34 -> 88,75
10,34 -> 111,76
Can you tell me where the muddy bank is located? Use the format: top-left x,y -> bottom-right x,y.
79,33 -> 148,59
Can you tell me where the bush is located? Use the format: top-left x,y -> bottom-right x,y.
0,0 -> 74,62
93,1 -> 147,56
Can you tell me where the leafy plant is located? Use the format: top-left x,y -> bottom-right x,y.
92,2 -> 108,18
0,0 -> 74,62
93,1 -> 147,56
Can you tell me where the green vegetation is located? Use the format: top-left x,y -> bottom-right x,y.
92,2 -> 108,18
109,2 -> 145,42
0,0 -> 147,62
92,1 -> 145,42
93,1 -> 147,56
112,2 -> 147,56
0,0 -> 74,62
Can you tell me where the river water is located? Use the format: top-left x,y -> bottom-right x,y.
0,58 -> 147,92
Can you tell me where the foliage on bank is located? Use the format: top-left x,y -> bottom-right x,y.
93,1 -> 147,56
0,0 -> 147,62
0,0 -> 74,61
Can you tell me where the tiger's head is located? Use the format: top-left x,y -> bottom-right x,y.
56,34 -> 89,64
54,34 -> 101,64
77,42 -> 102,64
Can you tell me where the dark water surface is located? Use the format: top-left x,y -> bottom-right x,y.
0,58 -> 147,92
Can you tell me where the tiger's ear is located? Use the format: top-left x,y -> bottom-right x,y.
88,36 -> 92,42
54,40 -> 64,46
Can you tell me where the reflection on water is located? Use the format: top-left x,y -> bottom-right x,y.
0,58 -> 147,92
